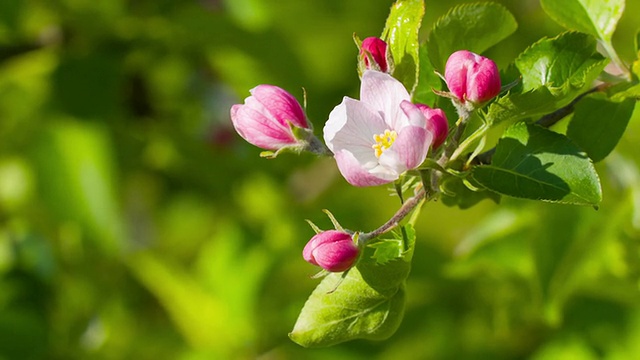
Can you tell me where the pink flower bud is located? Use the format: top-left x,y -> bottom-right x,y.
360,37 -> 389,73
415,104 -> 448,149
230,85 -> 309,150
444,50 -> 501,104
303,230 -> 359,272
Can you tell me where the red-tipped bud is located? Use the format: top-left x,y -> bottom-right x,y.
230,85 -> 309,151
303,230 -> 359,272
444,50 -> 501,105
415,104 -> 448,150
360,37 -> 389,73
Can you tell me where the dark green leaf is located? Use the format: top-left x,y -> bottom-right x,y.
381,0 -> 425,93
515,32 -> 607,96
567,94 -> 636,162
427,3 -> 517,72
472,122 -> 602,205
540,0 -> 624,42
290,225 -> 416,347
439,175 -> 501,209
413,43 -> 440,106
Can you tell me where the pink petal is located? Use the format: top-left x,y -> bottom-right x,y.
230,103 -> 296,150
334,149 -> 396,187
250,85 -> 309,129
393,101 -> 432,168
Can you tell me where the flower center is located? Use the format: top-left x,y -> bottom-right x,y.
372,129 -> 397,158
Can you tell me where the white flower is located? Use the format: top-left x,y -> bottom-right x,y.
323,71 -> 433,187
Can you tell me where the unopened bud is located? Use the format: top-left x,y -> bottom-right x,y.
359,37 -> 390,73
444,50 -> 501,105
415,104 -> 448,149
230,85 -> 309,151
303,230 -> 359,272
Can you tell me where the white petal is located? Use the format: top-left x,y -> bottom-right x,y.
360,70 -> 411,129
324,97 -> 387,165
334,149 -> 397,187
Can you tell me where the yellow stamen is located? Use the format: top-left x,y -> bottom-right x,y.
372,129 -> 397,158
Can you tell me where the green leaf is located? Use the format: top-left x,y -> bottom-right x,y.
290,225 -> 416,347
540,0 -> 625,42
381,0 -> 425,93
484,87 -> 561,125
439,175 -> 501,209
472,122 -> 602,205
610,83 -> 640,101
485,32 -> 608,126
413,43 -> 441,106
515,32 -> 608,96
427,2 -> 517,72
369,239 -> 404,265
566,94 -> 636,162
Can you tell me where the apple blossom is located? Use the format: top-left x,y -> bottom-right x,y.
444,50 -> 501,105
230,84 -> 309,151
303,230 -> 359,272
323,70 -> 434,187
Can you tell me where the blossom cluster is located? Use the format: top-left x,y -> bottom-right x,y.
230,38 -> 501,273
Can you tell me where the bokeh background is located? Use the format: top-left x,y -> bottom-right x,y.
1,0 -> 639,359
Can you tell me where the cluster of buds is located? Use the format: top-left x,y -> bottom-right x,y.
229,38 -> 502,273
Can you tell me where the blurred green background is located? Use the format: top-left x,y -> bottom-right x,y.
0,0 -> 639,359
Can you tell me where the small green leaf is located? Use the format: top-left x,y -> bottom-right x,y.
515,32 -> 607,96
427,2 -> 517,72
413,44 -> 441,106
610,83 -> 640,101
369,239 -> 404,265
540,0 -> 624,42
290,225 -> 416,347
567,94 -> 636,162
381,0 -> 425,93
472,122 -> 602,205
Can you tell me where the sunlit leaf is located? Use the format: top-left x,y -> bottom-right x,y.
484,87 -> 560,125
472,122 -> 601,205
427,3 -> 517,72
369,239 -> 404,265
540,0 -> 624,42
516,32 -> 607,96
381,0 -> 425,93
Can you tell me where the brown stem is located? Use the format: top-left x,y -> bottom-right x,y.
359,187 -> 427,242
